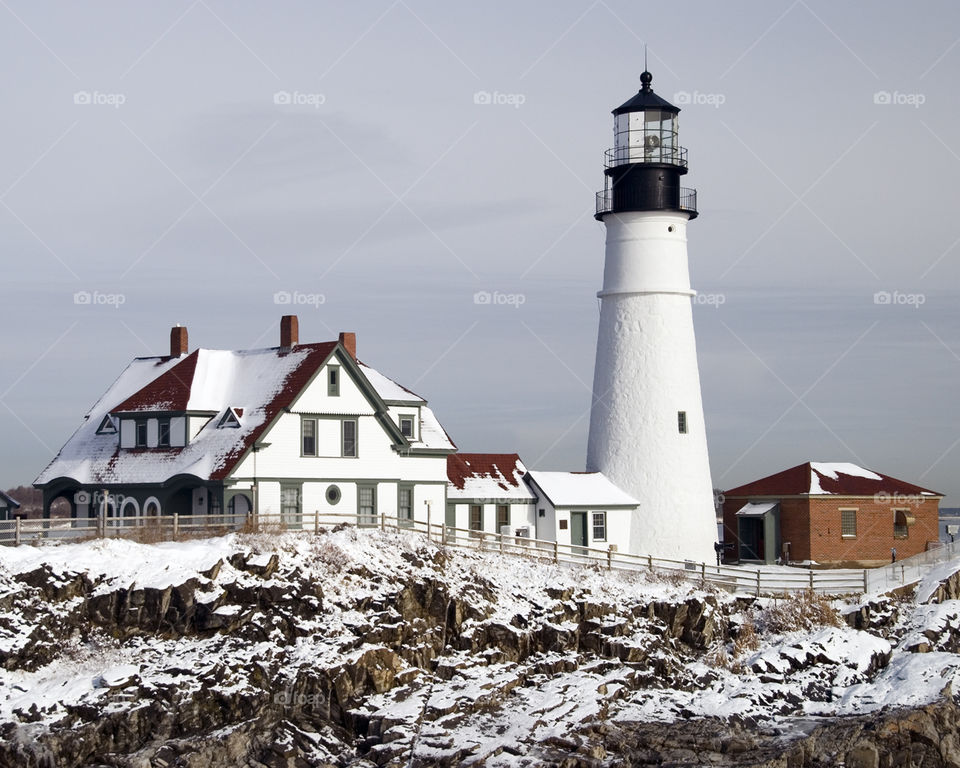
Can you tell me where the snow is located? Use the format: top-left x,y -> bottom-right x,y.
447,456 -> 534,501
5,529 -> 960,762
37,346 -> 455,489
736,501 -> 778,517
36,347 -> 315,485
359,362 -> 425,404
526,470 -> 638,507
809,462 -> 883,494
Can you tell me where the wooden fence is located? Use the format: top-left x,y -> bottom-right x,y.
0,511 -> 950,597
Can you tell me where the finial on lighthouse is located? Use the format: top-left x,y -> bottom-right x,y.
639,70 -> 653,92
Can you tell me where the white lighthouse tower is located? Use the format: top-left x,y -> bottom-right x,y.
586,71 -> 717,564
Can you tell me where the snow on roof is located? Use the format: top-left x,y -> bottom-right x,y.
526,471 -> 638,508
358,362 -> 425,403
735,501 -> 777,517
36,343 -> 338,485
0,490 -> 20,509
724,461 -> 942,498
408,405 -> 456,452
36,340 -> 457,487
356,362 -> 453,451
447,454 -> 534,501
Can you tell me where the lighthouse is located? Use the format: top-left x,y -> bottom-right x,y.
586,71 -> 717,564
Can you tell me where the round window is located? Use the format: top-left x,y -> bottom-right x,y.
326,485 -> 342,505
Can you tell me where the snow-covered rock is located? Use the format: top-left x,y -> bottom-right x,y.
1,528 -> 960,766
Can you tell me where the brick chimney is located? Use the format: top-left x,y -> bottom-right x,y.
170,325 -> 188,357
280,315 -> 299,348
339,332 -> 356,360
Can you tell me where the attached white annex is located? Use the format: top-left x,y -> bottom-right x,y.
34,317 -> 455,526
524,471 -> 638,552
445,453 -> 537,539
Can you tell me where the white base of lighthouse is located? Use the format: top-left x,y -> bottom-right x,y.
586,211 -> 717,564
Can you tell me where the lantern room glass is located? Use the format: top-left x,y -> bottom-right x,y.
613,110 -> 679,165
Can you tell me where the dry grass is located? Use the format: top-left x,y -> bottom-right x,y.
762,589 -> 842,633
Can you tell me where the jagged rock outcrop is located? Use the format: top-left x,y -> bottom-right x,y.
2,529 -> 960,767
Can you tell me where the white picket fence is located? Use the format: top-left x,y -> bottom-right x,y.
0,511 -> 954,597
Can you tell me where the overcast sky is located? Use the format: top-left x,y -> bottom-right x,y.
1,1 -> 958,505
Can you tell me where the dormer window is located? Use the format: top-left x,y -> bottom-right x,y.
218,409 -> 242,429
135,420 -> 148,448
96,415 -> 117,435
158,417 -> 171,447
399,416 -> 414,439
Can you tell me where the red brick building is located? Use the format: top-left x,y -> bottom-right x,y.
722,462 -> 942,568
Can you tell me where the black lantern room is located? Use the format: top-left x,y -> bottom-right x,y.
596,71 -> 697,220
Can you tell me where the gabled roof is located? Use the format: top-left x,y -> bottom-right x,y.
724,462 -> 942,498
525,471 -> 638,508
359,362 -> 425,404
0,490 -> 20,509
447,453 -> 534,501
36,342 -> 338,486
35,339 -> 455,488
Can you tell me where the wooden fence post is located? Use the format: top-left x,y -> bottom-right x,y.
173,513 -> 179,540
608,549 -> 613,571
15,517 -> 21,546
701,562 -> 705,580
647,554 -> 653,571
314,511 -> 319,535
426,503 -> 432,543
553,541 -> 559,563
809,570 -> 814,590
380,513 -> 385,531
756,570 -> 761,597
862,569 -> 868,594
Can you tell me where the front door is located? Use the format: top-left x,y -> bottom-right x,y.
571,511 -> 588,554
738,517 -> 764,562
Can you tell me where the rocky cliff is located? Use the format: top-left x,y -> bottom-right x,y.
1,527 -> 960,767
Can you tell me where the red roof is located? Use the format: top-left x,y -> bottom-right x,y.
447,453 -> 527,491
210,343 -> 338,480
724,462 -> 942,498
112,351 -> 200,412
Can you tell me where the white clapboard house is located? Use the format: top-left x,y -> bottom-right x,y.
35,317 -> 644,555
445,454 -> 639,552
34,317 -> 455,526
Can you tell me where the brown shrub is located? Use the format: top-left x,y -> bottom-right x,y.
762,589 -> 842,633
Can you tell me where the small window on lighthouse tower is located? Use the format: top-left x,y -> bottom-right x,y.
678,411 -> 688,434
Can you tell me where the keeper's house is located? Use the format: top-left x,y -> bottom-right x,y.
722,461 -> 943,568
34,317 -> 456,526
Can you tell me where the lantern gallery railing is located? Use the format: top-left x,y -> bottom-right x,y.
604,145 -> 688,169
595,187 -> 698,217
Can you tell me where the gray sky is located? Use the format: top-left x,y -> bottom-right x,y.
1,1 -> 958,505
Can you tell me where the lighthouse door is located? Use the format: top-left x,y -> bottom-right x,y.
571,512 -> 588,554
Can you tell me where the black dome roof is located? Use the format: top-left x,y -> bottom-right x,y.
612,71 -> 680,115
